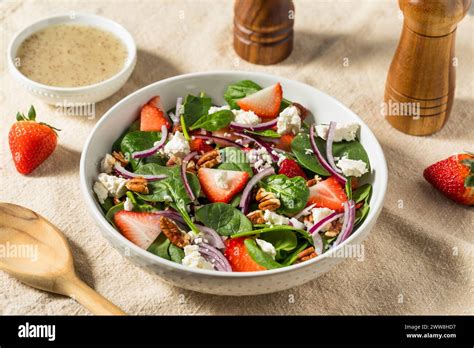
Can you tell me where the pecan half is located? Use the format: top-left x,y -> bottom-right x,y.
325,219 -> 342,238
166,155 -> 182,166
159,217 -> 190,248
306,175 -> 322,187
197,149 -> 221,168
297,246 -> 317,262
255,187 -> 280,211
126,177 -> 149,194
112,151 -> 129,167
246,210 -> 265,224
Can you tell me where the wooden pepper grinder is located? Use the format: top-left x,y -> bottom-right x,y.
384,0 -> 471,136
234,0 -> 294,65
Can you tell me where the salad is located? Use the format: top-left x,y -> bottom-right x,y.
92,80 -> 372,272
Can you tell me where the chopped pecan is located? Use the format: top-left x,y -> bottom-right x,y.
325,219 -> 342,238
159,217 -> 190,248
112,151 -> 129,167
166,155 -> 182,166
172,124 -> 183,133
126,177 -> 149,194
197,149 -> 221,168
306,175 -> 322,187
246,210 -> 265,224
303,213 -> 314,225
186,159 -> 197,173
255,187 -> 280,211
297,246 -> 317,262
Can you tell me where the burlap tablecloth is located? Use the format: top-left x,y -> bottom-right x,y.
0,0 -> 472,315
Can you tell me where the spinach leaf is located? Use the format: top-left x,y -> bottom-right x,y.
147,233 -> 170,260
135,164 -> 200,204
229,193 -> 242,208
112,119 -> 140,151
105,202 -> 124,225
195,203 -> 252,236
282,241 -> 309,266
354,204 -> 370,228
182,94 -> 212,126
352,184 -> 372,204
291,133 -> 329,176
260,175 -> 309,215
315,137 -> 371,172
168,244 -> 184,263
353,183 -> 372,228
261,230 -> 297,252
232,225 -> 312,242
120,131 -> 166,170
218,147 -> 253,177
245,129 -> 281,138
190,110 -> 234,131
100,197 -> 114,213
224,80 -> 262,109
244,239 -> 282,269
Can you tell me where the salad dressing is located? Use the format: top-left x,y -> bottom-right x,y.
16,24 -> 127,87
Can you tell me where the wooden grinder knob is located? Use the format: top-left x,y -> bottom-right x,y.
234,0 -> 294,65
384,0 -> 471,136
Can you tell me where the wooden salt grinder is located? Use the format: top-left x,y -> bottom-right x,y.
384,0 -> 471,136
234,0 -> 294,65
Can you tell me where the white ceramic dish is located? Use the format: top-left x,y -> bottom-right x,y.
80,71 -> 388,296
7,13 -> 136,104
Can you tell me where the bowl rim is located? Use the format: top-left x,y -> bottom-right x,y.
7,12 -> 137,93
80,70 -> 388,278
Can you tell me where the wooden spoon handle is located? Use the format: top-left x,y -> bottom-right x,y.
64,277 -> 126,315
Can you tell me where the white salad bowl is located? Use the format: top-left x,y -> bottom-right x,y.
80,71 -> 388,296
7,13 -> 136,104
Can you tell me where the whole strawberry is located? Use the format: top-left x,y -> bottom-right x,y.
8,106 -> 59,175
423,153 -> 474,206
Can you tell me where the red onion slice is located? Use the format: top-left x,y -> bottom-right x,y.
334,200 -> 356,246
229,119 -> 277,132
181,151 -> 197,202
114,163 -> 167,181
326,122 -> 342,174
170,97 -> 182,125
192,134 -> 243,148
132,125 -> 168,159
234,132 -> 279,161
309,124 -> 346,185
239,166 -> 275,214
198,243 -> 232,272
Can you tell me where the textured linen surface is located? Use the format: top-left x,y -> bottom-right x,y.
0,0 -> 472,315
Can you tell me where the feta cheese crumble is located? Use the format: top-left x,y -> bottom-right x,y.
276,105 -> 301,135
315,123 -> 360,142
232,109 -> 261,125
336,156 -> 368,177
247,147 -> 273,172
163,131 -> 190,158
97,173 -> 128,199
182,245 -> 215,270
304,207 -> 336,232
93,181 -> 109,204
264,210 -> 290,226
256,239 -> 277,260
208,105 -> 231,114
100,153 -> 116,174
124,197 -> 134,211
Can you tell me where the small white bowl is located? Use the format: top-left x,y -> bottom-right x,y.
7,13 -> 137,104
80,71 -> 388,296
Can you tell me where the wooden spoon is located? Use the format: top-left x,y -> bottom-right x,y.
0,203 -> 125,315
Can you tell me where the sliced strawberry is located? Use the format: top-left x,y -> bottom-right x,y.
308,176 -> 348,212
224,237 -> 266,272
198,168 -> 249,203
237,83 -> 283,118
147,96 -> 165,110
275,133 -> 295,152
212,127 -> 241,147
278,159 -> 308,179
140,104 -> 171,132
114,211 -> 162,249
189,137 -> 213,153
